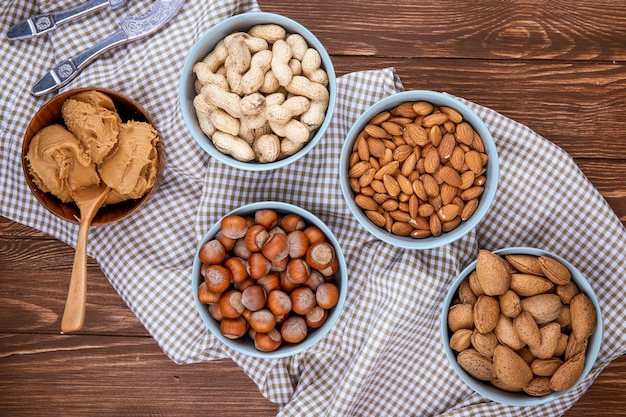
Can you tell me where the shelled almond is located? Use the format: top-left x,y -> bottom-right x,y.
447,250 -> 598,397
348,101 -> 489,238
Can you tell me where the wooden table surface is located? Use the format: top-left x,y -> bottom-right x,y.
1,1 -> 625,415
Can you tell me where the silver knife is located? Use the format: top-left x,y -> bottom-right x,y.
31,0 -> 184,97
7,0 -> 129,40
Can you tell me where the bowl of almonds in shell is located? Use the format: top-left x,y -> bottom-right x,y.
339,90 -> 498,249
441,247 -> 602,406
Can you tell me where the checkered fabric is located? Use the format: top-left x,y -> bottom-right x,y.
2,2 -> 625,416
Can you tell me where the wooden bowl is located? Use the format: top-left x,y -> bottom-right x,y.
21,88 -> 164,226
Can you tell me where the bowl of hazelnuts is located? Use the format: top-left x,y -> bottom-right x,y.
192,201 -> 347,358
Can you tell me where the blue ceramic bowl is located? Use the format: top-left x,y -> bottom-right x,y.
339,90 -> 499,249
440,247 -> 603,406
179,12 -> 337,171
192,201 -> 347,358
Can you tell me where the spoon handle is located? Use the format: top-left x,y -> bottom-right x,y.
61,215 -> 92,333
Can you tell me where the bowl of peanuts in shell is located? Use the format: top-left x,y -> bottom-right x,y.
441,247 -> 602,406
339,90 -> 499,249
192,201 -> 348,358
179,12 -> 336,171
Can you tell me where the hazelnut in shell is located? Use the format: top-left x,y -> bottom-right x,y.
220,214 -> 249,239
256,272 -> 281,293
281,316 -> 308,344
245,224 -> 270,252
247,252 -> 271,279
254,209 -> 279,230
281,213 -> 305,233
241,284 -> 267,311
224,256 -> 249,283
287,230 -> 310,258
254,328 -> 282,352
290,286 -> 316,315
267,290 -> 292,316
248,309 -> 277,333
198,281 -> 222,304
316,282 -> 339,309
220,317 -> 247,339
261,232 -> 290,262
305,305 -> 329,329
204,264 -> 232,293
219,289 -> 245,318
306,241 -> 335,270
285,257 -> 310,284
198,239 -> 226,265
303,225 -> 327,245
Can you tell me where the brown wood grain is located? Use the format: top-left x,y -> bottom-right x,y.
1,0 -> 625,415
258,0 -> 626,61
0,334 -> 276,417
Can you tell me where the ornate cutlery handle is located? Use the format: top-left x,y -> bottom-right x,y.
31,30 -> 128,96
7,0 -> 127,40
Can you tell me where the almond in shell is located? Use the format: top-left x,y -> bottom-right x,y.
570,293 -> 597,342
450,328 -> 473,352
550,352 -> 585,392
509,273 -> 555,297
457,348 -> 496,381
538,255 -> 571,285
493,345 -> 534,390
531,357 -> 564,377
494,314 -> 525,351
471,330 -> 499,357
521,294 -> 562,324
556,282 -> 580,305
524,376 -> 553,397
499,289 -> 522,318
513,311 -> 542,347
458,279 -> 478,305
505,254 -> 544,276
476,250 -> 511,296
473,295 -> 500,333
528,322 -> 561,360
447,303 -> 474,332
564,333 -> 588,361
491,378 -> 523,393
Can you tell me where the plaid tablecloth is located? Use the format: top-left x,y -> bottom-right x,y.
2,1 -> 625,416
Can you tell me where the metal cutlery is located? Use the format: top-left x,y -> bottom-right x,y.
7,0 -> 184,96
7,0 -> 129,40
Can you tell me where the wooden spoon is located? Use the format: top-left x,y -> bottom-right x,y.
61,183 -> 111,333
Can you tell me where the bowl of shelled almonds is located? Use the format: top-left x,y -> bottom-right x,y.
339,90 -> 498,249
